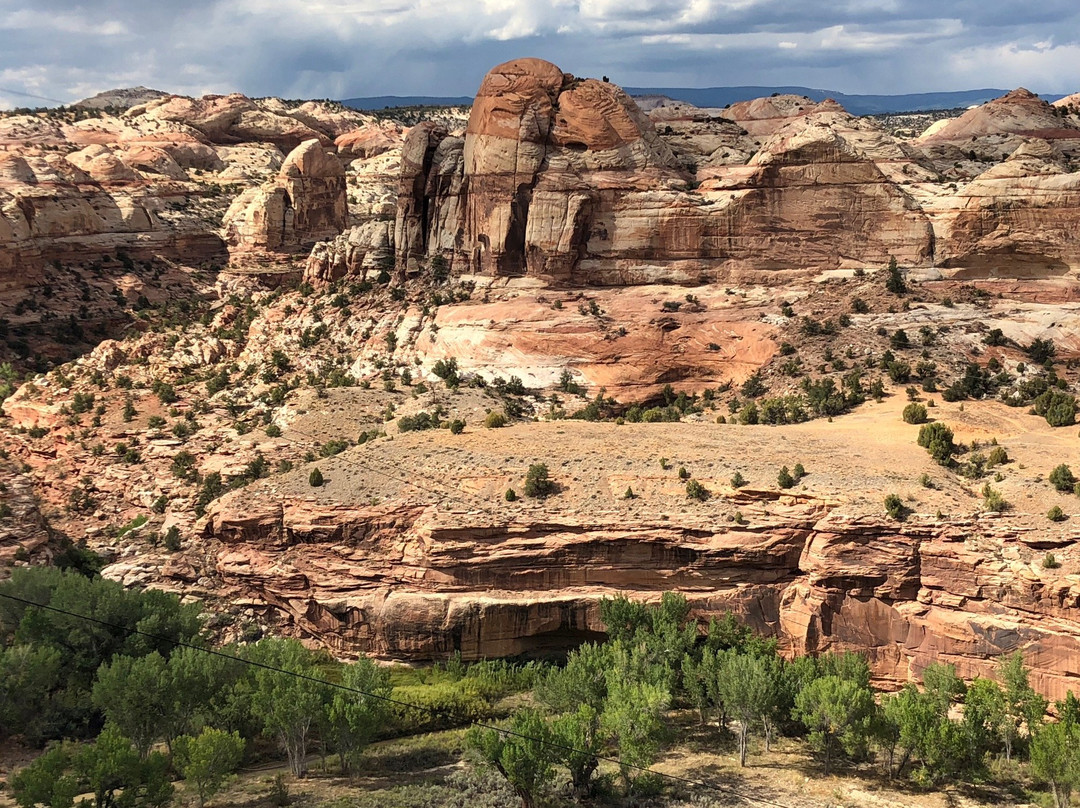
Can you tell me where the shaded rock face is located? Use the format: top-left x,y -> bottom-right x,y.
935,139 -> 1080,276
223,139 -> 347,256
391,59 -> 939,284
201,494 -> 1080,701
0,152 -> 225,290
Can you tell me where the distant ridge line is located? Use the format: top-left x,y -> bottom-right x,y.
342,87 -> 1067,116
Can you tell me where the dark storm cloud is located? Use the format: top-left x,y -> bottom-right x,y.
0,0 -> 1077,109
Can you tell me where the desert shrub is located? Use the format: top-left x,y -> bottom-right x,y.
309,467 -> 324,487
1048,506 -> 1066,523
686,479 -> 708,501
399,412 -> 436,432
163,526 -> 181,551
484,411 -> 508,429
152,380 -> 178,404
171,451 -> 198,481
887,361 -> 912,384
505,488 -> 517,502
731,471 -> 747,488
986,446 -> 1009,467
1034,389 -> 1076,427
884,493 -> 905,520
917,422 -> 955,466
981,483 -> 1007,512
1050,464 -> 1076,492
885,256 -> 906,294
524,464 -> 553,498
902,403 -> 928,424
432,358 -> 460,388
1027,337 -> 1056,364
777,466 -> 795,489
448,419 -> 465,434
1043,552 -> 1061,568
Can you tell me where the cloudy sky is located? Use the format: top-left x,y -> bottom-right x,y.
1,0 -> 1078,108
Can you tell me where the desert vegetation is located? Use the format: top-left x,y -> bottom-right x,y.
2,573 -> 1077,808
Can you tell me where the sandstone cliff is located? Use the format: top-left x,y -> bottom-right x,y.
370,62 -> 1080,287
183,412 -> 1080,702
222,139 -> 348,257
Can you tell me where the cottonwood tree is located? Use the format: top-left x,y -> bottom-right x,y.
795,675 -> 876,775
324,657 -> 391,775
12,727 -> 172,808
91,652 -> 174,758
248,639 -> 327,777
998,651 -> 1047,761
173,728 -> 245,807
1031,718 -> 1080,808
716,651 -> 780,766
467,709 -> 555,808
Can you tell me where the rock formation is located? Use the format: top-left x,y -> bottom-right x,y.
385,62 -> 1080,286
223,139 -> 348,257
934,138 -> 1080,275
198,472 -> 1080,701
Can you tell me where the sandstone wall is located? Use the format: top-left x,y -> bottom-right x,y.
200,493 -> 1080,701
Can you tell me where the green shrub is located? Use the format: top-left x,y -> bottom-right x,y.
505,488 -> 517,502
265,424 -> 282,438
884,493 -> 905,520
1034,389 -> 1077,427
777,466 -> 795,489
163,526 -> 181,551
309,468 -> 324,487
448,419 -> 465,434
885,256 -> 906,294
902,403 -> 928,424
484,411 -> 508,429
981,483 -> 1007,512
399,412 -> 436,432
1049,464 -> 1076,492
917,422 -> 956,466
731,471 -> 746,488
986,446 -> 1009,467
523,464 -> 553,498
678,466 -> 690,480
1043,552 -> 1061,569
1048,506 -> 1066,522
686,479 -> 708,501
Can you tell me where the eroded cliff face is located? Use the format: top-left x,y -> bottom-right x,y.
195,483 -> 1080,701
379,60 -> 1079,287
222,139 -> 348,257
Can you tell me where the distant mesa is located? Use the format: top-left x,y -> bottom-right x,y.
73,86 -> 170,110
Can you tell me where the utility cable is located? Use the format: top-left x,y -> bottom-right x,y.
0,590 -> 796,808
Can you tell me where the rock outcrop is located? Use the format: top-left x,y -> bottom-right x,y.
223,139 -> 348,257
934,139 -> 1080,275
386,60 -> 1064,285
199,488 -> 1080,701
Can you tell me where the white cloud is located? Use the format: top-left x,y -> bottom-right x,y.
0,0 -> 1078,103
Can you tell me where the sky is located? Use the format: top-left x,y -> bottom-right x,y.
1,0 -> 1078,109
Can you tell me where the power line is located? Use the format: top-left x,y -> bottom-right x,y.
0,589 -> 795,808
0,87 -> 68,105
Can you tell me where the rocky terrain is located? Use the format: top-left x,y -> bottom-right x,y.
1,58 -> 1080,703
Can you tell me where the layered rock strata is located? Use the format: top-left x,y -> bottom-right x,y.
383,60 -> 1080,286
198,491 -> 1080,701
223,139 -> 347,256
